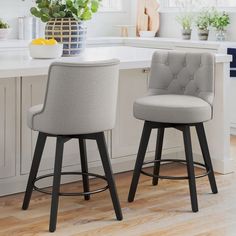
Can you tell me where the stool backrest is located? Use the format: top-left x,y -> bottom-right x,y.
148,51 -> 215,105
33,59 -> 120,135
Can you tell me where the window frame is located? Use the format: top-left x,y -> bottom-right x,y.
99,0 -> 124,13
159,0 -> 236,12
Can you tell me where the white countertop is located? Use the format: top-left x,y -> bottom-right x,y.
0,37 -> 124,49
1,37 -> 236,51
0,46 -> 155,78
0,46 -> 232,79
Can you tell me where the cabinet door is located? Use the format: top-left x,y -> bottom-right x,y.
112,69 -> 150,158
148,129 -> 182,153
0,78 -> 16,179
112,69 -> 182,159
21,76 -> 102,175
230,79 -> 236,128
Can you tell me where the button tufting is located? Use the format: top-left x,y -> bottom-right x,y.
174,74 -> 178,79
190,75 -> 194,80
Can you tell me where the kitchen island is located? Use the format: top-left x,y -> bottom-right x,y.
0,45 -> 232,196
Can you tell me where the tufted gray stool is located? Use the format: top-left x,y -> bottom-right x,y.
128,51 -> 218,212
22,60 -> 123,232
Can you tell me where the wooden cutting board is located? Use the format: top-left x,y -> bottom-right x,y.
136,0 -> 160,36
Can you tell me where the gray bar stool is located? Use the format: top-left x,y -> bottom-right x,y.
128,51 -> 218,212
22,60 -> 123,232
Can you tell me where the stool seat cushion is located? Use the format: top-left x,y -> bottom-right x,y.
27,104 -> 44,130
134,94 -> 212,124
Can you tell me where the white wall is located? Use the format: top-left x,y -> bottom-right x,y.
2,0 -> 236,41
0,0 -> 132,39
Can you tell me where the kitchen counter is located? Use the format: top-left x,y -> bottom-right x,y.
0,46 -> 231,78
0,44 -> 232,196
1,37 -> 236,53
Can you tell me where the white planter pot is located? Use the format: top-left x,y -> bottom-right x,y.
182,29 -> 192,40
0,28 -> 11,40
198,29 -> 209,41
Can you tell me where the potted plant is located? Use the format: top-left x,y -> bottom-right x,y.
176,13 -> 193,40
211,10 -> 230,41
30,0 -> 101,56
196,10 -> 212,41
0,19 -> 11,40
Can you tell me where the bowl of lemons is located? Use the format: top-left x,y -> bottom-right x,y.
29,38 -> 63,59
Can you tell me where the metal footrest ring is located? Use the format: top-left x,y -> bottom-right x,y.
33,172 -> 109,196
141,159 -> 210,180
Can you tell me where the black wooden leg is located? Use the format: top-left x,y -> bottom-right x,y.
79,138 -> 90,200
182,126 -> 198,212
195,123 -> 218,194
128,121 -> 152,202
96,132 -> 123,221
49,137 -> 64,232
153,128 -> 165,186
22,132 -> 47,210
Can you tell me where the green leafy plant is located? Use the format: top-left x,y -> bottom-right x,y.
30,0 -> 102,22
0,19 -> 9,29
176,13 -> 193,30
211,10 -> 230,31
196,9 -> 212,31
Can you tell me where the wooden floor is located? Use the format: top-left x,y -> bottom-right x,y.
1,139 -> 236,236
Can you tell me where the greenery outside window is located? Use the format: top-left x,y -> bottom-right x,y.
160,0 -> 236,11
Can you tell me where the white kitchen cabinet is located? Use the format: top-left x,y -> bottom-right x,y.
112,69 -> 149,158
21,76 -> 102,175
230,79 -> 236,131
112,69 -> 181,160
0,43 -> 231,196
0,78 -> 17,179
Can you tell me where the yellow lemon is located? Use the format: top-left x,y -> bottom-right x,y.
45,39 -> 58,45
31,38 -> 46,45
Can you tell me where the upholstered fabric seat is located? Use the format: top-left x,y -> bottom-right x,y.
22,60 -> 123,233
27,104 -> 43,130
26,60 -> 120,135
134,94 -> 212,124
128,51 -> 218,213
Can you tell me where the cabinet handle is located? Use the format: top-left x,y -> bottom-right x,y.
142,68 -> 150,74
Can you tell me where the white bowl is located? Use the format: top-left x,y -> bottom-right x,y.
0,28 -> 11,40
139,31 -> 156,38
29,43 -> 63,59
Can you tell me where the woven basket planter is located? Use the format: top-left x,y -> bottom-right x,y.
45,18 -> 87,57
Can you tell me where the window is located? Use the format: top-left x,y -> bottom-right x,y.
162,0 -> 236,8
100,0 -> 123,11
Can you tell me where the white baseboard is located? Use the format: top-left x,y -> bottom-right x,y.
175,151 -> 234,175
0,151 -> 177,197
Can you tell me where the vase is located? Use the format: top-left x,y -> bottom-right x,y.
45,18 -> 87,57
182,29 -> 192,40
0,28 -> 11,40
198,29 -> 209,41
216,30 -> 226,41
